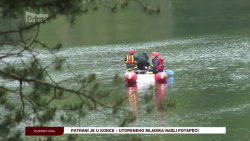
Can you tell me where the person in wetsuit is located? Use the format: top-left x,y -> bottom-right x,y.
137,53 -> 150,70
149,52 -> 164,74
124,49 -> 138,71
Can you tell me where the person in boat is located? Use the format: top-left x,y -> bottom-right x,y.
124,49 -> 138,71
137,53 -> 150,70
149,52 -> 164,74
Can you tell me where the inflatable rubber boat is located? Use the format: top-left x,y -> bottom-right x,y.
125,70 -> 174,84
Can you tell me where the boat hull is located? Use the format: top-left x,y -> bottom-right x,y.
125,71 -> 168,84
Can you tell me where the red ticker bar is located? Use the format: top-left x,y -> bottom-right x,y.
25,127 -> 64,136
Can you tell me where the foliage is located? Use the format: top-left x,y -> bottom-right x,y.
0,0 -> 170,140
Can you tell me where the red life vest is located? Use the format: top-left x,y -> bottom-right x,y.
152,57 -> 164,71
125,55 -> 137,69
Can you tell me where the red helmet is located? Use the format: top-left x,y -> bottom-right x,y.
129,49 -> 135,55
151,52 -> 159,57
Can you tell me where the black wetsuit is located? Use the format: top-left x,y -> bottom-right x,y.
137,53 -> 150,70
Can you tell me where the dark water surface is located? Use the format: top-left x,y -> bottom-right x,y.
2,0 -> 250,140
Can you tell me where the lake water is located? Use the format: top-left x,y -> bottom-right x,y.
42,35 -> 249,141
1,0 -> 250,140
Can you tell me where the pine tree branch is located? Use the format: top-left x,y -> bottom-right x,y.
0,69 -> 129,112
0,12 -> 58,35
46,88 -> 57,105
18,27 -> 58,84
19,80 -> 25,117
133,0 -> 161,13
0,48 -> 26,60
0,85 -> 17,93
0,53 -> 19,60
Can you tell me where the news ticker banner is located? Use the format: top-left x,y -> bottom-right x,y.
25,127 -> 226,136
